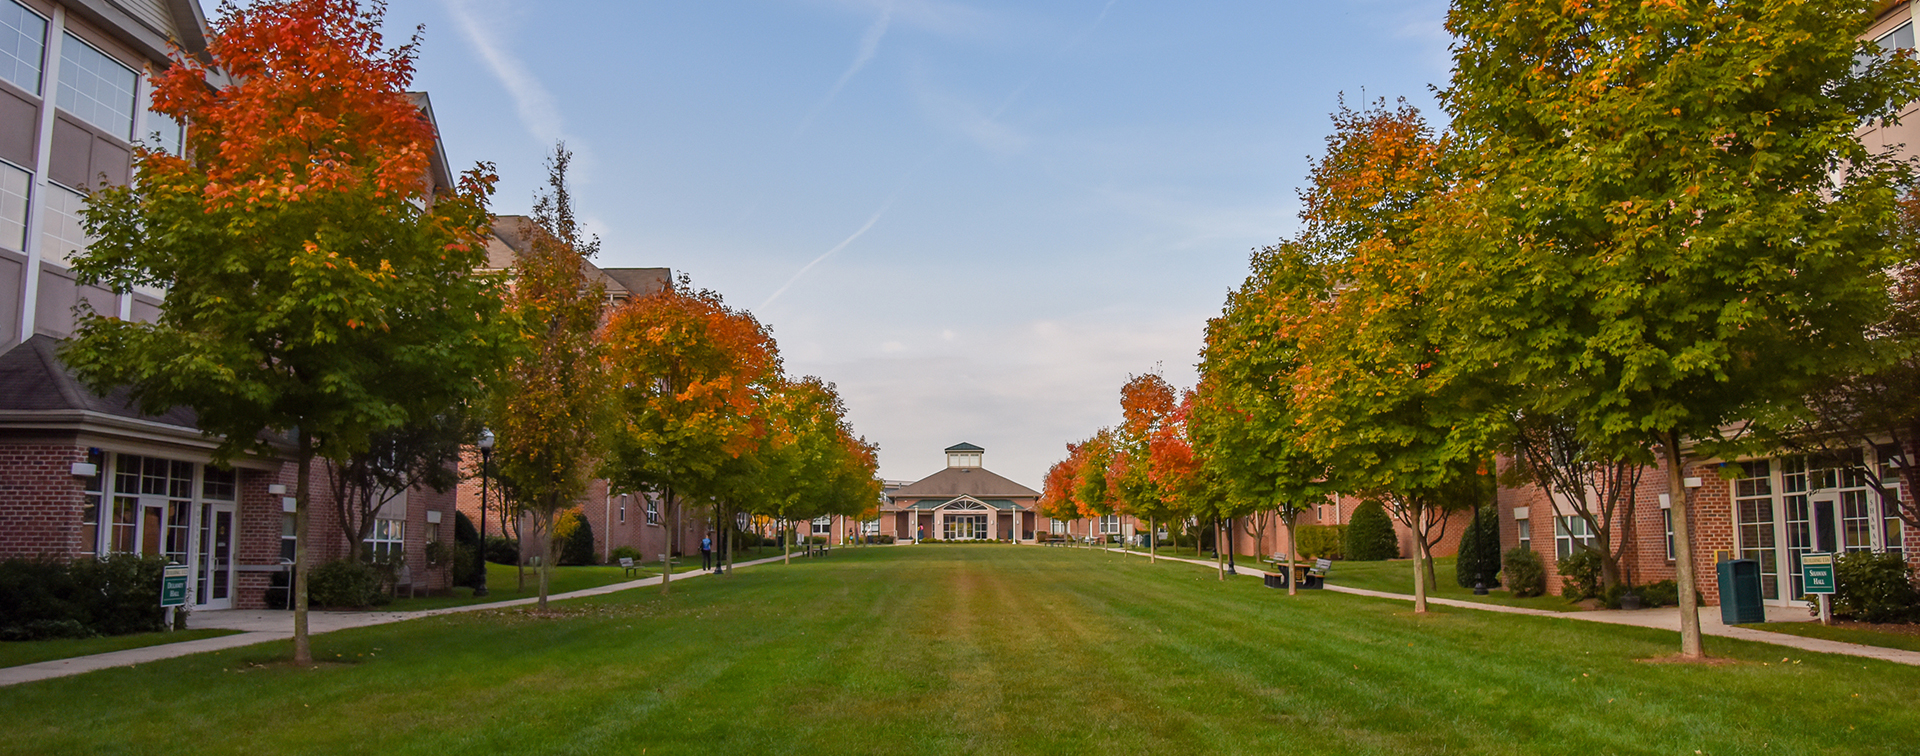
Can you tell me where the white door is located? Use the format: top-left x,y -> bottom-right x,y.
194,502 -> 235,610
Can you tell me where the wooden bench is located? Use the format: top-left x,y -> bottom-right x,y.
1263,558 -> 1330,590
619,557 -> 639,578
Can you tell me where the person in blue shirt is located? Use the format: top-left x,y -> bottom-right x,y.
700,533 -> 714,571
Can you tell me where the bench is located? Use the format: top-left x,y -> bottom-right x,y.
619,557 -> 639,578
1263,558 -> 1331,590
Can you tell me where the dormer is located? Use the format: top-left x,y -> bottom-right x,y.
945,442 -> 984,469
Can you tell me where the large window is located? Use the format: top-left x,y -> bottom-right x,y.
1099,515 -> 1119,535
57,32 -> 137,139
1554,516 -> 1596,561
812,516 -> 831,536
39,182 -> 90,264
0,160 -> 27,252
366,518 -> 404,563
644,495 -> 659,525
0,0 -> 45,95
1735,461 -> 1779,599
1515,516 -> 1530,552
943,515 -> 985,540
1051,519 -> 1066,535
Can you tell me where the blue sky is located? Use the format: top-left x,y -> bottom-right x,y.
349,0 -> 1455,486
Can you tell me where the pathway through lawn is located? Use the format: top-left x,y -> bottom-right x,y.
0,545 -> 1912,755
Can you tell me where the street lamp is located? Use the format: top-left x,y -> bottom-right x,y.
474,428 -> 494,596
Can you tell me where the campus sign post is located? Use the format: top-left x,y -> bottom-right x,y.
1802,553 -> 1836,626
161,564 -> 189,631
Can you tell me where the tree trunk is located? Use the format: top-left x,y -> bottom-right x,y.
537,507 -> 556,611
515,511 -> 526,592
1664,431 -> 1704,658
1216,518 -> 1226,581
1285,511 -> 1299,597
784,518 -> 793,565
1149,517 -> 1156,564
1226,517 -> 1237,575
661,488 -> 675,596
292,431 -> 313,666
1412,500 -> 1429,613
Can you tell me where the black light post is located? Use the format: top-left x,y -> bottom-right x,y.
474,429 -> 494,596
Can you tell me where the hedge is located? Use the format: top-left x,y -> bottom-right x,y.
0,555 -> 173,640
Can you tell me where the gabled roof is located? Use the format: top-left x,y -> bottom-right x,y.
889,465 -> 1039,499
0,335 -> 199,428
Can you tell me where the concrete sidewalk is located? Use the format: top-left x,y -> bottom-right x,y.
1105,547 -> 1920,667
0,553 -> 798,687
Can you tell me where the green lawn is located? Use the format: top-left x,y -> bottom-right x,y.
1323,555 -> 1588,612
1737,621 -> 1920,653
0,629 -> 243,669
1,546 -> 1912,755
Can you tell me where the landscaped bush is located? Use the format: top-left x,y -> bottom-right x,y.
611,546 -> 643,562
484,536 -> 518,565
450,543 -> 477,586
1503,547 -> 1546,598
1455,507 -> 1502,589
1831,552 -> 1920,624
560,510 -> 597,566
1637,579 -> 1678,608
1345,501 -> 1399,561
0,554 -> 171,640
1294,525 -> 1346,560
454,510 -> 480,549
307,559 -> 391,608
864,535 -> 896,544
1557,549 -> 1602,600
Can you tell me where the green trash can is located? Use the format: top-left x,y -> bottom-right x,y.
1718,559 -> 1766,624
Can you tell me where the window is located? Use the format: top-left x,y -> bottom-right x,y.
57,32 -> 137,139
1554,516 -> 1596,561
201,467 -> 235,501
1881,20 -> 1916,52
1735,460 -> 1779,598
0,0 -> 45,95
812,516 -> 831,535
427,522 -> 440,545
366,518 -> 404,563
1051,519 -> 1066,535
1663,509 -> 1674,562
280,514 -> 297,562
1099,515 -> 1119,535
617,497 -> 625,524
943,514 -> 984,540
0,160 -> 28,252
1514,517 -> 1530,552
645,495 -> 659,525
39,182 -> 91,265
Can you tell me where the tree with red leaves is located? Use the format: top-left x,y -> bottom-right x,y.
64,0 -> 505,664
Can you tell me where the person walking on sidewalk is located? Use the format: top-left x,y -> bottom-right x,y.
700,533 -> 714,571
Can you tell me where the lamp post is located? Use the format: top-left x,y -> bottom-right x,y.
474,428 -> 494,596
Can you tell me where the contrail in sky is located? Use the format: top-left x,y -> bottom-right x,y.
759,199 -> 894,312
442,0 -> 568,148
796,2 -> 895,137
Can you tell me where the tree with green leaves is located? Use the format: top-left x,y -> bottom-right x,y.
1442,0 -> 1920,657
1112,373 -> 1182,564
62,0 -> 505,664
489,144 -> 610,610
1193,239 -> 1335,595
323,412 -> 471,564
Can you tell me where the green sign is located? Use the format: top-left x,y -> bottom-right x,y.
1802,553 -> 1835,596
161,564 -> 190,608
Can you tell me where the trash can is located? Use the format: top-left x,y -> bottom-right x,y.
1718,558 -> 1766,624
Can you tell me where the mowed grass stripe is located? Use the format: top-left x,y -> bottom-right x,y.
0,546 -> 1911,756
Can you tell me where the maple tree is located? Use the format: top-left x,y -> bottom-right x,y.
1287,98 -> 1499,613
1038,445 -> 1086,542
63,0 -> 505,664
1112,373 -> 1181,565
488,143 -> 610,610
740,376 -> 879,566
601,277 -> 779,590
1191,240 -> 1334,595
1442,0 -> 1920,656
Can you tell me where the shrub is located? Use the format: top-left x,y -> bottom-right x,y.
450,543 -> 477,586
1503,547 -> 1546,598
1638,579 -> 1678,608
307,559 -> 389,608
484,536 -> 518,565
1557,549 -> 1603,600
0,554 -> 171,640
1831,552 -> 1920,624
1455,507 -> 1503,589
611,545 -> 642,562
1345,501 -> 1399,561
1294,525 -> 1346,560
865,534 -> 896,544
423,540 -> 451,568
560,510 -> 597,565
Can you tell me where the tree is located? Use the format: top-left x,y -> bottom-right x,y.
1073,430 -> 1119,546
1501,412 -> 1647,591
746,377 -> 879,566
1345,501 -> 1399,562
1442,0 -> 1920,657
1112,373 -> 1181,565
489,144 -> 609,610
601,278 -> 779,590
1289,98 -> 1498,613
323,413 -> 469,564
1455,505 -> 1502,590
62,0 -> 505,665
1038,445 -> 1085,543
1193,239 -> 1336,595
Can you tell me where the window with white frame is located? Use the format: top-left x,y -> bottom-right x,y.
0,157 -> 28,252
812,516 -> 831,535
645,495 -> 659,525
1734,460 -> 1780,598
281,514 -> 297,562
1099,515 -> 1119,535
39,182 -> 91,265
0,0 -> 45,95
77,449 -> 104,557
366,518 -> 404,563
1514,516 -> 1529,552
617,496 -> 625,524
1554,516 -> 1596,561
1051,519 -> 1066,535
57,32 -> 137,139
1663,509 -> 1674,561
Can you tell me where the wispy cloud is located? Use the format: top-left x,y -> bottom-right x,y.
797,2 -> 894,136
441,0 -> 583,159
758,199 -> 895,311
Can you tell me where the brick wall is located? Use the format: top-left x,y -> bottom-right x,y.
0,443 -> 89,559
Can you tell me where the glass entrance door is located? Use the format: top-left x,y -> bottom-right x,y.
196,503 -> 234,609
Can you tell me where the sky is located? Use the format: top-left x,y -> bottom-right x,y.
287,0 -> 1457,487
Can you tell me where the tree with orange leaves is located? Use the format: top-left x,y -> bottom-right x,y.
742,376 -> 879,565
64,0 -> 506,664
1112,373 -> 1188,566
601,277 -> 779,591
1037,444 -> 1086,544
